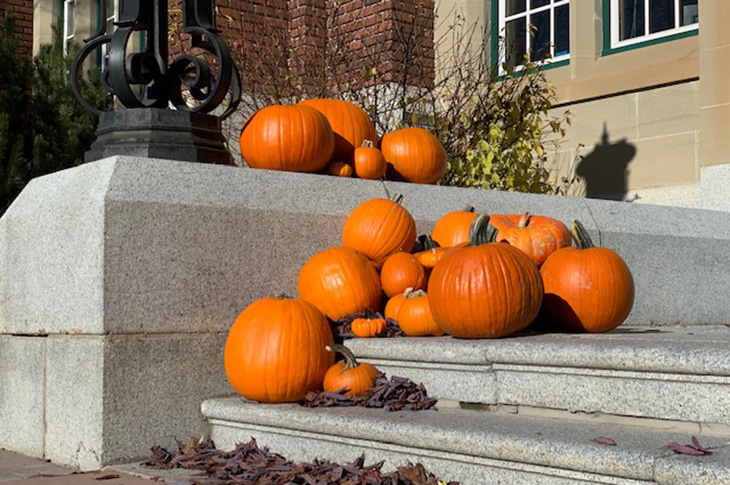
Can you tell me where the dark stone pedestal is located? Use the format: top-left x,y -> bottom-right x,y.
85,108 -> 233,165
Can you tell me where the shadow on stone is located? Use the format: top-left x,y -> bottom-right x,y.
576,124 -> 637,201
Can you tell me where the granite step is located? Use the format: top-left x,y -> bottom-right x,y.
202,397 -> 730,485
345,325 -> 730,427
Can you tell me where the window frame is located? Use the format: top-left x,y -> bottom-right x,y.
496,0 -> 571,71
604,0 -> 698,55
62,0 -> 75,54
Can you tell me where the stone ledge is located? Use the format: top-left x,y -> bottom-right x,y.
202,398 -> 730,485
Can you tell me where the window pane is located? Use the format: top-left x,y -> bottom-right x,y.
530,10 -> 550,61
506,0 -> 527,16
649,0 -> 675,33
531,0 -> 550,8
680,0 -> 698,26
619,0 -> 645,40
555,4 -> 569,56
505,17 -> 527,67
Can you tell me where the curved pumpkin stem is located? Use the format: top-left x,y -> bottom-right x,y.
468,213 -> 494,246
518,212 -> 531,228
463,205 -> 475,213
361,139 -> 375,148
326,344 -> 360,371
405,289 -> 427,299
392,193 -> 404,205
418,234 -> 438,250
571,219 -> 596,249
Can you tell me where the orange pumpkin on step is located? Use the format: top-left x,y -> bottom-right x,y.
540,219 -> 635,333
324,344 -> 379,396
351,317 -> 387,338
413,235 -> 448,269
224,298 -> 334,403
353,140 -> 387,179
384,291 -> 408,321
380,252 -> 427,297
490,212 -> 571,266
381,127 -> 447,184
432,206 -> 478,248
397,289 -> 444,337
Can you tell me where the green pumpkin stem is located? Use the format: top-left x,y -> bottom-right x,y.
392,193 -> 404,205
468,213 -> 495,246
326,344 -> 360,371
570,219 -> 595,249
418,234 -> 438,250
361,139 -> 374,148
463,205 -> 475,213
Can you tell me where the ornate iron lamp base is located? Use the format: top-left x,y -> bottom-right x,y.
85,108 -> 233,165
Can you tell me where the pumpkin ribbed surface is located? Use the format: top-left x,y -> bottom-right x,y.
381,127 -> 447,184
490,213 -> 571,266
397,290 -> 444,337
384,293 -> 407,321
239,105 -> 334,172
380,252 -> 427,297
299,99 -> 377,162
323,361 -> 379,396
428,244 -> 543,338
353,143 -> 387,179
298,246 -> 382,320
342,198 -> 416,265
432,209 -> 478,247
224,298 -> 334,403
540,247 -> 634,333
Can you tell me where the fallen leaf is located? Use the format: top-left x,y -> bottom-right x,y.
668,442 -> 710,455
94,474 -> 120,480
592,437 -> 617,446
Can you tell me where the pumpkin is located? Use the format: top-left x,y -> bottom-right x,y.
396,289 -> 444,337
342,195 -> 417,266
432,206 -> 478,248
224,298 -> 334,403
240,104 -> 334,172
324,344 -> 379,396
428,214 -> 544,338
351,317 -> 387,338
413,235 -> 448,269
298,99 -> 377,162
328,161 -> 353,177
380,127 -> 447,184
298,246 -> 382,320
489,212 -> 571,266
384,291 -> 408,321
380,252 -> 427,297
353,140 -> 386,179
540,219 -> 635,333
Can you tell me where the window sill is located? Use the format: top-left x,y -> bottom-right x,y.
603,29 -> 699,57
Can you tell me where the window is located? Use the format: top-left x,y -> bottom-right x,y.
62,0 -> 75,54
100,0 -> 116,69
609,0 -> 698,50
498,0 -> 571,70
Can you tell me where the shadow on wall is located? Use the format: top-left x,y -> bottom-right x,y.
576,125 -> 637,201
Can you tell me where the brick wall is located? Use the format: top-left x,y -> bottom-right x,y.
0,0 -> 33,57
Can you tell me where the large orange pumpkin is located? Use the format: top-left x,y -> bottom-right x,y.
429,214 -> 544,338
224,298 -> 334,403
239,105 -> 334,172
432,206 -> 478,248
342,195 -> 417,266
380,252 -> 427,297
540,220 -> 635,333
299,99 -> 377,162
490,213 -> 571,266
381,127 -> 447,184
298,246 -> 382,320
353,140 -> 387,179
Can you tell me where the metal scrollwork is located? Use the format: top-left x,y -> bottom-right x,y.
71,0 -> 241,119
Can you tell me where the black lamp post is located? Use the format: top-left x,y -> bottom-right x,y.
71,0 -> 241,164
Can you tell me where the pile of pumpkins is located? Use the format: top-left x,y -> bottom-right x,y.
239,99 -> 447,184
224,196 -> 635,404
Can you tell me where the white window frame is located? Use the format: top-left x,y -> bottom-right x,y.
101,0 -> 117,70
498,0 -> 571,70
609,0 -> 698,50
62,0 -> 75,54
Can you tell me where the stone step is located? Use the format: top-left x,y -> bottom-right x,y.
345,325 -> 730,427
202,397 -> 730,485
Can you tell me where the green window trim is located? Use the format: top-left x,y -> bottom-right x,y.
601,0 -> 699,57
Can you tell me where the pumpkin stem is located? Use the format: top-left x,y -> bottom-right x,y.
405,289 -> 427,299
326,344 -> 360,371
361,139 -> 375,148
463,205 -> 475,213
518,212 -> 531,228
570,219 -> 595,249
418,234 -> 438,250
402,287 -> 415,298
468,213 -> 493,246
392,193 -> 404,205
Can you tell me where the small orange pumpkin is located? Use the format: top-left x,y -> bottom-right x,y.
324,344 -> 379,396
328,161 -> 353,177
380,252 -> 427,297
432,206 -> 478,248
224,298 -> 334,403
413,235 -> 448,269
490,213 -> 571,267
384,291 -> 408,321
428,214 -> 544,339
396,289 -> 445,337
298,99 -> 378,162
240,105 -> 334,172
351,317 -> 387,338
353,140 -> 387,179
540,219 -> 635,333
381,127 -> 447,184
342,195 -> 417,266
298,247 -> 382,320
